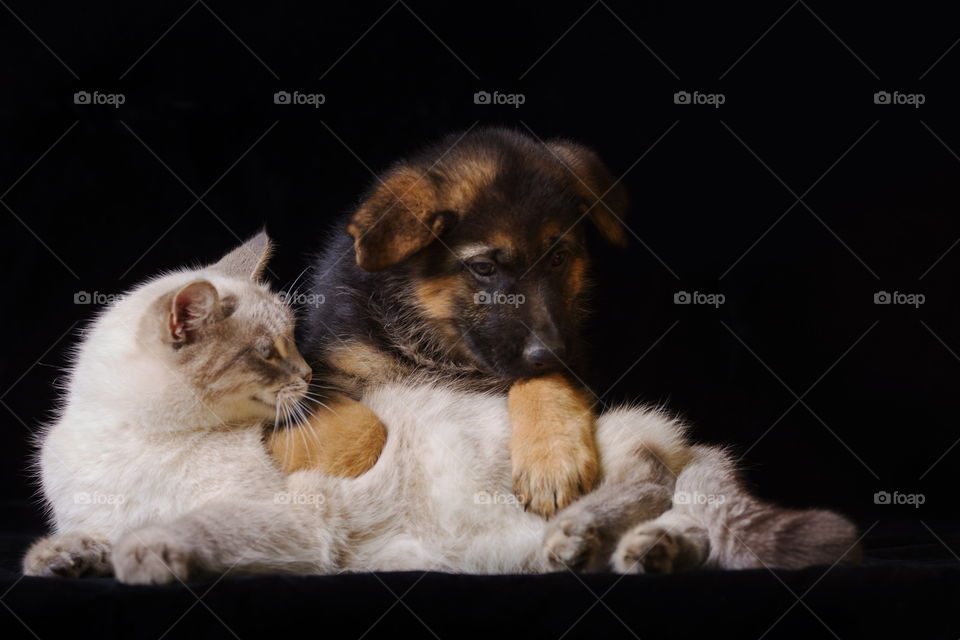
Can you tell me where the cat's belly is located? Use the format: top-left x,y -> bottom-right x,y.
337,383 -> 550,572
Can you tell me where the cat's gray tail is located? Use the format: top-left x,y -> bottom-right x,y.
676,446 -> 862,570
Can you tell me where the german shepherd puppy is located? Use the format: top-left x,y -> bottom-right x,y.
268,128 -> 628,517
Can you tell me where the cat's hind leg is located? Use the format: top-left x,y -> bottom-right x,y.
612,445 -> 861,573
22,532 -> 112,578
612,510 -> 709,574
542,448 -> 673,571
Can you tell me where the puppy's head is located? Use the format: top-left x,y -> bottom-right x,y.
346,128 -> 628,380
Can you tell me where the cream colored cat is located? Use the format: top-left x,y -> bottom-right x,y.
24,234 -> 860,583
24,233 -> 337,582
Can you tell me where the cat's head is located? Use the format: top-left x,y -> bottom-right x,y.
143,232 -> 313,426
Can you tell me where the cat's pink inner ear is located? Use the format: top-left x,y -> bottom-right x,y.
169,280 -> 221,343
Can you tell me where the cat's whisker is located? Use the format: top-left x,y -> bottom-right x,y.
274,398 -> 290,469
289,401 -> 327,455
294,418 -> 313,466
272,402 -> 291,470
282,402 -> 298,471
283,428 -> 295,472
308,398 -> 336,416
284,264 -> 313,301
276,394 -> 316,467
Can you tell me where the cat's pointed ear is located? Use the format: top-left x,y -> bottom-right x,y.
169,280 -> 221,343
211,231 -> 273,281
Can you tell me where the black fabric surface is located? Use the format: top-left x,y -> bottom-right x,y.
2,505 -> 958,640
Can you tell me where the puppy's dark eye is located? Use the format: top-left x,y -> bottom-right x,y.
551,250 -> 569,267
468,260 -> 496,277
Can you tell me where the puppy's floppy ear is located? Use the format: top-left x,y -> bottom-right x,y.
347,168 -> 454,271
548,140 -> 629,246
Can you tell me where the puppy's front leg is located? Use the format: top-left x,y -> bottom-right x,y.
508,373 -> 598,519
268,393 -> 387,477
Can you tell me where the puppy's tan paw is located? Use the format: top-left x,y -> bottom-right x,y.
113,527 -> 193,585
22,532 -> 112,578
512,441 -> 598,519
509,374 -> 598,519
269,395 -> 387,478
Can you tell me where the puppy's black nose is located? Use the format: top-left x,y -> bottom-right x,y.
523,337 -> 565,370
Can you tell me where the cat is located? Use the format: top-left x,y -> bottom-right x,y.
264,382 -> 861,574
23,232 -> 338,582
24,235 -> 861,583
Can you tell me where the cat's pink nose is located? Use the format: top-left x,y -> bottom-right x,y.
302,371 -> 312,384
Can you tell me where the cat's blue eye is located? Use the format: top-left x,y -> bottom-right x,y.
259,344 -> 280,360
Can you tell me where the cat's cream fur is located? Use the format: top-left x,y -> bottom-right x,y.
280,383 -> 860,574
24,234 -> 334,581
25,235 -> 861,584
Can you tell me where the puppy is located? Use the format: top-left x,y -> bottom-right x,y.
269,127 -> 628,517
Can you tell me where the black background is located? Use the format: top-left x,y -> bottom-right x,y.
2,0 -> 959,552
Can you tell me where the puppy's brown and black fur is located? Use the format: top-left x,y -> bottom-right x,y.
269,128 -> 628,517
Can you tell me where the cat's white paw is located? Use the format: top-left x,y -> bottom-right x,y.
542,509 -> 602,570
113,527 -> 194,585
22,532 -> 112,578
612,523 -> 682,574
